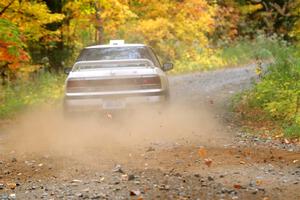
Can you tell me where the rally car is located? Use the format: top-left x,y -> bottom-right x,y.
63,40 -> 173,113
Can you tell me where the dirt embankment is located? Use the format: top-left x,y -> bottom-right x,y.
0,65 -> 299,200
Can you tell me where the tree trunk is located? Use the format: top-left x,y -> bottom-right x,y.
94,1 -> 104,44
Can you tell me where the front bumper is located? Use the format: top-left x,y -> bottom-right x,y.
63,89 -> 168,112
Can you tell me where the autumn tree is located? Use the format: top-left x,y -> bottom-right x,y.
0,19 -> 29,84
210,0 -> 240,44
0,0 -> 64,82
118,0 -> 216,61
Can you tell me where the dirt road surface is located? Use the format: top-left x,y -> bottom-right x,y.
0,65 -> 299,200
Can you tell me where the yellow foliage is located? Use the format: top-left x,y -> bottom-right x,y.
62,0 -> 135,46
101,0 -> 136,37
239,4 -> 263,15
119,0 -> 216,61
291,21 -> 300,39
134,18 -> 174,42
130,0 -> 172,19
290,1 -> 300,40
174,48 -> 227,73
1,0 -> 64,42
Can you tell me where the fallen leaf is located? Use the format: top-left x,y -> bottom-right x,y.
198,147 -> 207,158
233,184 -> 242,189
256,180 -> 263,186
244,149 -> 251,156
204,158 -> 213,167
7,182 -> 16,190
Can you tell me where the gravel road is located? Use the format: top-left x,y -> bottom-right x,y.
0,65 -> 299,200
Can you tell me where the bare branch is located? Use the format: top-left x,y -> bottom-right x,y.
269,2 -> 290,17
0,0 -> 15,16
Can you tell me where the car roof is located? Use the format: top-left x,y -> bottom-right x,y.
85,44 -> 146,49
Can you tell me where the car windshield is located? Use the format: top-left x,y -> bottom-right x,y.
76,46 -> 161,67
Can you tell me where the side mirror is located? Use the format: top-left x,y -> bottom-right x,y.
64,68 -> 72,74
162,63 -> 173,71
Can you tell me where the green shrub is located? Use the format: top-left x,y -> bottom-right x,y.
236,35 -> 300,138
221,34 -> 284,66
172,34 -> 285,74
249,45 -> 300,121
0,73 -> 65,118
284,124 -> 300,138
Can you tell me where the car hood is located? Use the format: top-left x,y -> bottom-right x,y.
68,67 -> 158,80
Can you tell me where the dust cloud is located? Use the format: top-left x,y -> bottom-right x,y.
5,101 -> 229,162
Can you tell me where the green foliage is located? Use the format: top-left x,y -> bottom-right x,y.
172,34 -> 281,74
249,46 -> 299,121
221,34 -> 283,65
284,124 -> 300,138
173,48 -> 226,73
235,35 -> 300,138
0,73 -> 65,118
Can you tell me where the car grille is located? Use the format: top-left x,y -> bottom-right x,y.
66,76 -> 161,93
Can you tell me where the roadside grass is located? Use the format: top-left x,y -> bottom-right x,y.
284,124 -> 300,138
232,37 -> 300,140
0,73 -> 65,118
234,99 -> 300,141
172,34 -> 278,74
